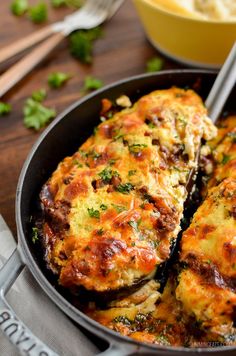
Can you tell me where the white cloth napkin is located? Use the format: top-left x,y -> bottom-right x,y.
0,215 -> 99,356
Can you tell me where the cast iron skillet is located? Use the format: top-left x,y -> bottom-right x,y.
0,70 -> 236,356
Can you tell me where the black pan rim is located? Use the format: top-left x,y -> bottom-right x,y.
16,69 -> 236,353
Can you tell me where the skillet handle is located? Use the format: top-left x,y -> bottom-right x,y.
0,248 -> 58,356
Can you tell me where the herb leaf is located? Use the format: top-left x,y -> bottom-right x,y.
23,98 -> 56,131
69,27 -> 103,63
11,0 -> 28,16
128,220 -> 139,231
116,183 -> 134,194
112,204 -> 127,213
128,170 -> 136,176
98,168 -> 113,183
31,88 -> 47,102
82,76 -> 103,92
0,102 -> 11,116
48,72 -> 71,89
222,154 -> 231,165
129,144 -> 147,154
146,57 -> 164,72
32,227 -> 39,244
100,204 -> 108,211
87,207 -> 100,219
28,2 -> 48,23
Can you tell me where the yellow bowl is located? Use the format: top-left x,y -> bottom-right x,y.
133,0 -> 236,68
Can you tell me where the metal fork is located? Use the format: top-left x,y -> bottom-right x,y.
0,0 -> 124,97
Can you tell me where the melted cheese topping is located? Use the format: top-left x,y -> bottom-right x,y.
84,116 -> 236,346
207,116 -> 236,189
40,87 -> 216,293
176,178 -> 236,338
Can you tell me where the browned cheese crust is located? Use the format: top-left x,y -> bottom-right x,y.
176,116 -> 236,342
40,87 -> 216,293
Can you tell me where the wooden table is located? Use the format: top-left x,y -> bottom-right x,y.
0,0 -> 183,238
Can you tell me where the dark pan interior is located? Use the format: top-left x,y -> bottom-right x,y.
16,70 -> 236,354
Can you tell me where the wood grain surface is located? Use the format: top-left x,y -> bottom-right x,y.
0,0 -> 183,237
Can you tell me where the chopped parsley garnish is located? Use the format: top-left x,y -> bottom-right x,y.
98,168 -> 119,183
11,0 -> 28,16
87,207 -> 100,219
222,154 -> 231,165
112,204 -> 127,213
32,227 -> 39,244
146,56 -> 164,72
23,98 -> 56,130
28,2 -> 48,23
129,144 -> 147,154
128,170 -> 136,176
128,220 -> 140,231
48,72 -> 71,89
156,334 -> 170,345
113,316 -> 132,326
116,183 -> 134,194
31,88 -> 47,102
69,27 -> 103,63
113,133 -> 124,141
82,76 -> 103,92
98,168 -> 113,183
97,228 -> 104,235
0,102 -> 11,116
100,204 -> 108,211
73,159 -> 83,168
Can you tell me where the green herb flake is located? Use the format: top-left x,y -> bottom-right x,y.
100,204 -> 108,211
0,102 -> 11,116
112,204 -> 127,213
31,88 -> 47,102
98,168 -> 113,183
28,1 -> 48,23
129,144 -> 148,154
116,183 -> 134,194
11,0 -> 28,16
113,316 -> 132,326
156,334 -> 170,345
48,72 -> 71,89
222,154 -> 231,165
146,56 -> 164,73
69,27 -> 103,63
32,227 -> 39,244
148,122 -> 156,128
23,98 -> 56,131
87,207 -> 100,219
97,228 -> 104,235
128,170 -> 136,177
98,168 -> 119,183
73,159 -> 83,168
82,76 -> 103,92
128,220 -> 140,231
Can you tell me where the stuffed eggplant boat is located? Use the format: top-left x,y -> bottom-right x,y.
85,115 -> 236,347
39,87 -> 216,294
